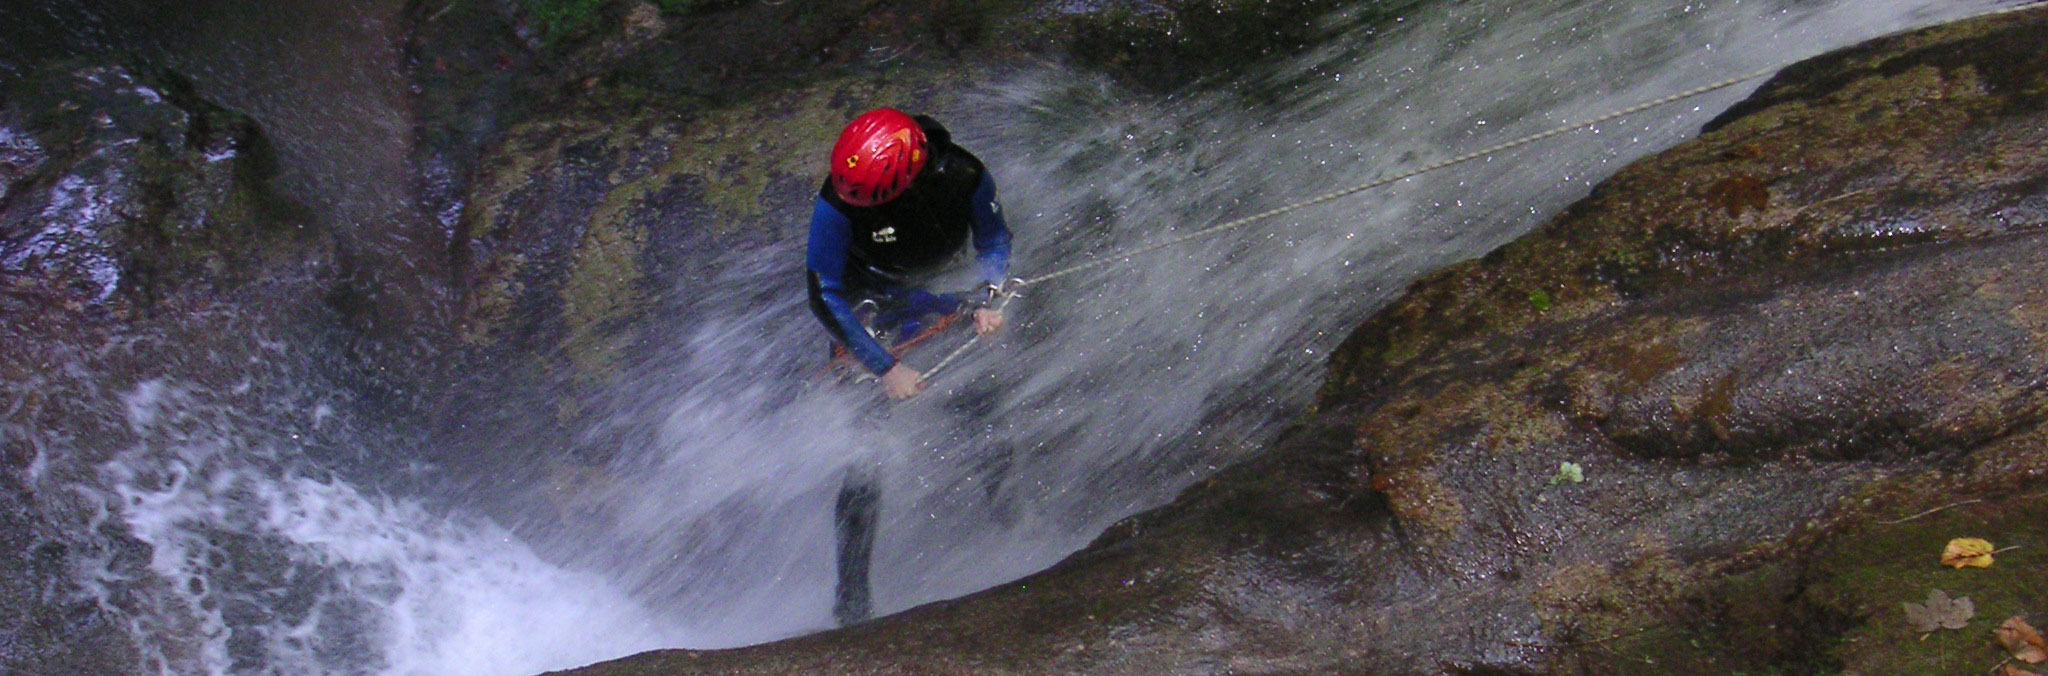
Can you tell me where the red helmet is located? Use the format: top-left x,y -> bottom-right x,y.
828,108 -> 928,207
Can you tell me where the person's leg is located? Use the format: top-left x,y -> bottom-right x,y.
833,464 -> 880,626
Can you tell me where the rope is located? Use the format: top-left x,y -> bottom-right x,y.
1014,63 -> 1782,288
912,0 -> 2048,385
1013,0 -> 2048,289
917,66 -> 1777,384
919,293 -> 1012,382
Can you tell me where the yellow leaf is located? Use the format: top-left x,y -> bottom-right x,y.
1942,537 -> 1995,569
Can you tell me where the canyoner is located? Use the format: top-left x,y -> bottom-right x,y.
803,107 -> 1021,624
806,107 -> 1016,404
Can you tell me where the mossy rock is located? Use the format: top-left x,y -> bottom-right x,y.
0,61 -> 326,319
455,69 -> 971,371
1324,4 -> 2048,393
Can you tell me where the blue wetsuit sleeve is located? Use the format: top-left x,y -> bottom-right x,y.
970,173 -> 1012,285
807,199 -> 897,375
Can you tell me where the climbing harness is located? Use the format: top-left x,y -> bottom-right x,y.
825,303 -> 966,382
909,1 -> 2048,387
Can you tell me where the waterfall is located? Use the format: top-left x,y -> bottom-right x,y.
4,0 -> 2012,673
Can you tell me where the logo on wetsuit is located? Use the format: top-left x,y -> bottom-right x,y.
872,227 -> 898,243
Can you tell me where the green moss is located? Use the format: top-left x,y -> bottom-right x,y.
654,76 -> 952,229
1691,373 -> 1740,443
521,71 -> 970,384
518,0 -> 607,42
1532,543 -> 1690,639
1469,387 -> 1565,454
571,71 -> 964,235
1559,486 -> 2048,676
467,118 -> 603,244
458,119 -> 603,343
1528,541 -> 1833,675
557,209 -> 647,385
1803,493 -> 2048,676
459,254 -> 525,345
548,131 -> 668,378
519,0 -> 707,44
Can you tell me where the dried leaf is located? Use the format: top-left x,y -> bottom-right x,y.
1998,617 -> 2048,664
1942,537 -> 1996,568
2001,664 -> 2043,676
1901,589 -> 1974,633
1945,595 -> 1976,629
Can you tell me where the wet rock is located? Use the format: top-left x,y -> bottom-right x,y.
406,0 -> 1412,227
0,62 -> 327,319
415,0 -> 1424,476
429,68 -> 976,485
551,6 -> 2048,675
0,62 -> 348,676
1054,0 -> 1412,92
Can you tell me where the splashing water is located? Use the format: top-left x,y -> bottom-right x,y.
13,0 -> 2018,673
528,0 -> 2015,648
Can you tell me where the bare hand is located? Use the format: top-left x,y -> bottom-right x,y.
880,364 -> 926,400
972,307 -> 1005,337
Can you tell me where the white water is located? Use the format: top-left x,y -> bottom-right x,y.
35,0 -> 2018,673
577,0 -> 2011,642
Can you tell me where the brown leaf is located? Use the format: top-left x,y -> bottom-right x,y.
2000,664 -> 2043,676
1999,617 -> 2048,664
1901,589 -> 1975,633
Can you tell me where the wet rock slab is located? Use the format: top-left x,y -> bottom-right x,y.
0,62 -> 324,319
0,62 -> 338,676
548,6 -> 2048,676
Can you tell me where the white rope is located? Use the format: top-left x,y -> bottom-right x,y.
917,67 -> 1777,384
918,293 -> 1012,382
1015,64 -> 1782,288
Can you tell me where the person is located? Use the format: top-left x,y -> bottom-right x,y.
806,108 -> 1015,627
805,107 -> 1013,401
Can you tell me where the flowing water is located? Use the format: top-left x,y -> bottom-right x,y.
2,0 -> 2020,673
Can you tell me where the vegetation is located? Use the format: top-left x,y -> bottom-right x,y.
517,0 -> 701,43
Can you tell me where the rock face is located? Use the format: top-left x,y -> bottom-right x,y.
0,62 -> 341,676
0,63 -> 324,319
421,0 -> 1404,469
552,6 -> 2048,676
430,68 -> 985,479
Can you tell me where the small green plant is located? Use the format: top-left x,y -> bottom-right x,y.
1549,461 -> 1584,486
519,0 -> 606,42
1526,289 -> 1552,311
